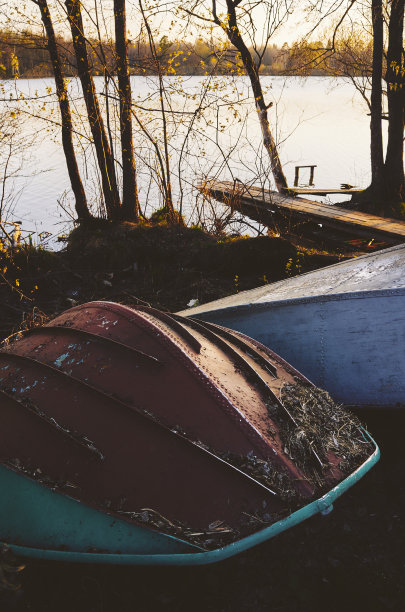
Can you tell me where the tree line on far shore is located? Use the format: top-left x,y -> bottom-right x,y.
0,28 -> 374,80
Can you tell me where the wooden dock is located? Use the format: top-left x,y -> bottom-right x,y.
199,180 -> 405,244
290,187 -> 363,196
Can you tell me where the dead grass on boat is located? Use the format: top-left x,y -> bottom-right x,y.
117,385 -> 373,550
278,383 -> 372,487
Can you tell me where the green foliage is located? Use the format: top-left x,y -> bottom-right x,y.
285,251 -> 305,277
149,207 -> 184,226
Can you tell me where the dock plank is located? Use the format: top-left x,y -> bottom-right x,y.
199,180 -> 405,243
291,188 -> 362,195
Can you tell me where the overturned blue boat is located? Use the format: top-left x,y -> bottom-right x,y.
0,302 -> 378,565
182,244 -> 405,409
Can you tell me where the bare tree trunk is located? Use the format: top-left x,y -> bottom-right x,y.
212,0 -> 289,193
350,0 -> 404,216
369,0 -> 384,191
383,0 -> 405,203
65,0 -> 121,220
139,0 -> 177,221
35,0 -> 91,221
114,0 -> 139,220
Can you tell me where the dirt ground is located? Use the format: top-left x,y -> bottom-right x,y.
0,223 -> 403,612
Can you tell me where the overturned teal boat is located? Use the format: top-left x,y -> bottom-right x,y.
0,302 -> 379,565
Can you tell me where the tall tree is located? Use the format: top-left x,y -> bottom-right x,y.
296,0 -> 404,216
184,0 -> 289,193
33,0 -> 92,221
65,0 -> 121,219
369,0 -> 384,195
212,0 -> 289,193
351,0 -> 405,215
383,0 -> 405,205
139,0 -> 177,220
114,0 -> 139,220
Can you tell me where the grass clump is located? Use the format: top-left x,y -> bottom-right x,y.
278,383 -> 372,488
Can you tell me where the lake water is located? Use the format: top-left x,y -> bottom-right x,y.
0,75 -> 377,247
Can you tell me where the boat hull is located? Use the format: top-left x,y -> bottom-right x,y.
1,441 -> 379,565
0,301 -> 380,564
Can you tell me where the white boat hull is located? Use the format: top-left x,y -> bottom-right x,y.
181,245 -> 405,408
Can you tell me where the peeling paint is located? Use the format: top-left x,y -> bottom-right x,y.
54,353 -> 70,367
19,386 -> 32,393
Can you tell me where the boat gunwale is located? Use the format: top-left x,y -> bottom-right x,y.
182,287 -> 405,320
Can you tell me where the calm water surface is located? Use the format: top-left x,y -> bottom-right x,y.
1,76 -> 375,246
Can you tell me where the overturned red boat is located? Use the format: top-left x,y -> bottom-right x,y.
0,301 -> 378,564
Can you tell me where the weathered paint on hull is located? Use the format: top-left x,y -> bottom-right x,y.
0,465 -> 196,556
0,302 -> 380,564
182,245 -> 405,408
1,440 -> 379,565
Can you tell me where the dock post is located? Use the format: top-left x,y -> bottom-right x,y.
294,167 -> 299,187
